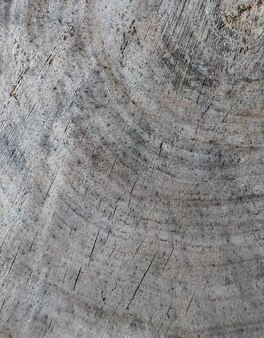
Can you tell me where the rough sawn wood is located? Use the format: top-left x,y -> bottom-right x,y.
0,0 -> 263,337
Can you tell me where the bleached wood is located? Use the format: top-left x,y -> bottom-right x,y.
0,0 -> 263,337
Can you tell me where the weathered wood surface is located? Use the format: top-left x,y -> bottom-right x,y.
0,0 -> 263,337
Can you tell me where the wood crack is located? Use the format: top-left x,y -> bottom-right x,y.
73,266 -> 82,291
127,250 -> 158,309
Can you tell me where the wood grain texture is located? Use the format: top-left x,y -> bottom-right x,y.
0,0 -> 263,337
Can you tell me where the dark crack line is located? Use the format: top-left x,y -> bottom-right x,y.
186,293 -> 194,313
7,246 -> 20,275
127,250 -> 158,309
42,174 -> 57,204
162,247 -> 174,272
73,266 -> 82,291
88,229 -> 100,267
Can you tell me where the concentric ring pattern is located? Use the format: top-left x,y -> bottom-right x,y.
0,0 -> 263,337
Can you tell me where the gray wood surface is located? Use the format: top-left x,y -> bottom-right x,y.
0,0 -> 263,337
